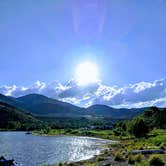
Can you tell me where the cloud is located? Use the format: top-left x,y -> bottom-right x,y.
0,78 -> 166,108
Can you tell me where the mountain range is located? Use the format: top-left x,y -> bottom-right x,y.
0,93 -> 146,119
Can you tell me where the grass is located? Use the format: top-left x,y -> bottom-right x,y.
149,154 -> 165,166
84,163 -> 97,166
34,129 -> 117,140
39,129 -> 166,166
128,154 -> 145,164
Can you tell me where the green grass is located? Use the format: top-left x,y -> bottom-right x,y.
160,154 -> 166,163
39,128 -> 166,166
148,130 -> 166,146
84,163 -> 97,166
34,129 -> 117,140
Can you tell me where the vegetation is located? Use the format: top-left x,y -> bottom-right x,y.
114,151 -> 126,161
1,97 -> 166,166
128,154 -> 145,164
37,116 -> 114,129
41,107 -> 166,166
115,107 -> 166,138
0,102 -> 46,130
149,155 -> 165,166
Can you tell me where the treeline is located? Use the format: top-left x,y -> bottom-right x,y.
37,116 -> 114,129
114,107 -> 166,138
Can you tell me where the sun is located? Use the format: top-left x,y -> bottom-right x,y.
75,62 -> 99,86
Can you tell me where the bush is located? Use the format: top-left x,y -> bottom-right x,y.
135,154 -> 145,162
134,160 -> 149,166
58,163 -> 63,166
84,163 -> 97,166
149,155 -> 165,166
159,143 -> 166,150
70,130 -> 79,134
131,118 -> 149,138
96,156 -> 105,162
113,128 -> 122,136
114,151 -> 125,161
68,162 -> 75,166
128,154 -> 136,164
43,126 -> 51,134
128,154 -> 145,164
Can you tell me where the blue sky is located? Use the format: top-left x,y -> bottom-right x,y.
0,0 -> 166,86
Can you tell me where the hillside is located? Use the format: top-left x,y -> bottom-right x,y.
0,93 -> 145,118
0,101 -> 44,130
17,94 -> 86,116
115,107 -> 166,138
0,93 -> 86,116
0,94 -> 27,110
16,94 -> 146,118
87,104 -> 145,119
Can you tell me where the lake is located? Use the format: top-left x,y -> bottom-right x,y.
0,132 -> 113,166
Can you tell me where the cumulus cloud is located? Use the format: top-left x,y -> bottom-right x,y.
0,78 -> 166,108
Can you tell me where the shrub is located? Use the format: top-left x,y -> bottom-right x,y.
96,156 -> 105,162
113,128 -> 122,136
159,143 -> 166,150
58,163 -> 63,166
135,154 -> 145,163
43,126 -> 51,134
132,119 -> 149,138
134,160 -> 149,166
128,154 -> 136,164
66,129 -> 72,133
84,163 -> 97,166
139,146 -> 144,150
67,162 -> 75,166
149,155 -> 165,166
70,130 -> 79,134
103,149 -> 110,155
128,154 -> 145,164
114,151 -> 125,161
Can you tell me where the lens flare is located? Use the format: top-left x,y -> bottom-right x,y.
75,62 -> 99,86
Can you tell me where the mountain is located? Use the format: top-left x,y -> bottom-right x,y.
87,104 -> 145,119
0,101 -> 43,130
0,93 -> 145,118
0,94 -> 26,110
17,94 -> 86,117
0,93 -> 85,117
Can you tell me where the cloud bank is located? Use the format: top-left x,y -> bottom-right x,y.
0,78 -> 166,108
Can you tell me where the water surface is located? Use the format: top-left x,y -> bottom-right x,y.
0,132 -> 112,166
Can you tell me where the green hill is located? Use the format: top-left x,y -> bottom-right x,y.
0,101 -> 44,130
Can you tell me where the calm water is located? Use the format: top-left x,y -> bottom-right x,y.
0,132 -> 112,166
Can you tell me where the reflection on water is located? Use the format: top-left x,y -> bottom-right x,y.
0,132 -> 112,166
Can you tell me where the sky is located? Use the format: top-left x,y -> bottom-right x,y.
0,0 -> 166,108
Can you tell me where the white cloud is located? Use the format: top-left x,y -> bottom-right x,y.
0,78 -> 166,108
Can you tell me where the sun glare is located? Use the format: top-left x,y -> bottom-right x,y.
75,62 -> 99,86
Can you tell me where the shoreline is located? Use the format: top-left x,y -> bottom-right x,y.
0,131 -> 119,166
34,129 -> 166,166
1,129 -> 165,165
33,131 -> 125,166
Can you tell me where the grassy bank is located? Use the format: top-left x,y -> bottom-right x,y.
38,129 -> 166,166
34,128 -> 118,140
